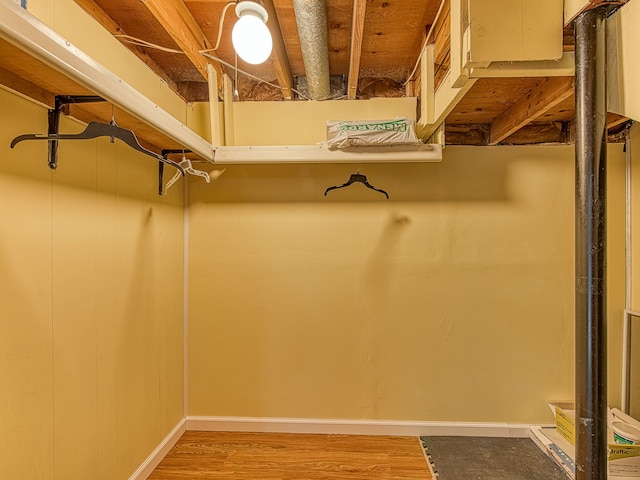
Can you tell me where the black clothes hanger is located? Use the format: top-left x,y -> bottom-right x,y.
324,170 -> 389,199
11,121 -> 185,175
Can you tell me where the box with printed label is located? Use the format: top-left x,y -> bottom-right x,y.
609,409 -> 640,477
547,404 -> 640,477
553,403 -> 575,446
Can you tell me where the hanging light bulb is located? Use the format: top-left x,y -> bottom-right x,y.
232,1 -> 273,65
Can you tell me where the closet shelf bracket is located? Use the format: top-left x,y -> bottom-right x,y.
48,95 -> 105,169
10,95 -> 186,183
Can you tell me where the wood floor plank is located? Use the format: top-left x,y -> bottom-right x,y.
224,450 -> 391,475
148,431 -> 432,480
327,434 -> 422,454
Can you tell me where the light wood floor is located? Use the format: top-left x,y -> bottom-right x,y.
148,431 -> 433,479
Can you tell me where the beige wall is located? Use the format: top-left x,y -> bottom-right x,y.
1,0 -> 634,468
0,87 -> 185,479
230,98 -> 418,145
629,123 -> 640,417
564,0 -> 591,24
630,121 -> 640,311
609,0 -> 640,123
188,143 -> 626,424
610,134 -> 629,410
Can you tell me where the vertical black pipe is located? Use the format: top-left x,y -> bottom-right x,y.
574,6 -> 609,480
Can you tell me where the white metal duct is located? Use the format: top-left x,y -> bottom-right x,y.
293,0 -> 331,100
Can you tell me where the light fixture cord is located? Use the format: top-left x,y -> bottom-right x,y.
200,51 -> 311,100
213,1 -> 237,51
115,34 -> 183,53
116,1 -> 236,53
402,0 -> 448,86
115,33 -> 312,100
234,52 -> 239,100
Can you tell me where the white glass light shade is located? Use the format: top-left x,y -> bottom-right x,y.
232,2 -> 273,65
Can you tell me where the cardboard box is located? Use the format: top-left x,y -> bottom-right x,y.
553,403 -> 576,446
544,404 -> 640,477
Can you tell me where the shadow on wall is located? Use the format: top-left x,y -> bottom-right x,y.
190,147 -> 514,203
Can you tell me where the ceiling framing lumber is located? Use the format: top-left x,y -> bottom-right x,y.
607,112 -> 630,129
0,0 -> 213,159
500,121 -> 568,145
141,0 -> 223,87
73,0 -> 180,96
446,122 -> 574,145
262,0 -> 294,100
347,0 -> 366,100
489,76 -> 575,145
0,64 -> 54,108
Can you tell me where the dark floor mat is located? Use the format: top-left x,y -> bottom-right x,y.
420,436 -> 570,480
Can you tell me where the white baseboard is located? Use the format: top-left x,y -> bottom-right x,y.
186,416 -> 533,438
129,415 -> 536,478
129,418 -> 186,480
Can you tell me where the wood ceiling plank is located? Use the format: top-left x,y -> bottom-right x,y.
347,0 -> 367,99
535,95 -> 575,123
73,0 -> 180,95
446,77 -> 542,124
73,0 -> 122,35
432,0 -> 450,67
607,112 -> 630,129
326,0 -> 353,77
410,0 -> 447,89
359,0 -> 439,81
89,0 -> 205,84
141,0 -> 223,85
269,1 -> 304,77
489,76 -> 575,145
263,0 -> 294,100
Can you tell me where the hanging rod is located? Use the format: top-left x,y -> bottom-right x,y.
10,95 -> 185,181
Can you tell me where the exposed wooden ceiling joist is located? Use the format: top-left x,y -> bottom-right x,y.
263,0 -> 294,100
141,0 -> 223,87
446,121 -> 573,146
74,0 -> 180,95
489,76 -> 575,145
347,0 -> 366,100
56,0 -> 633,146
607,112 -> 630,129
0,64 -> 54,108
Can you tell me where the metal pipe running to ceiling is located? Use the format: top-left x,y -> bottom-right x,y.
292,0 -> 331,100
574,5 -> 611,480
